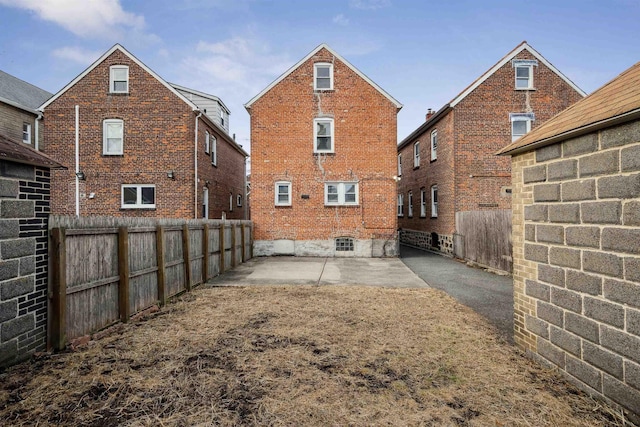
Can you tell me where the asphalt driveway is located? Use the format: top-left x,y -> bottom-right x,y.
400,244 -> 514,343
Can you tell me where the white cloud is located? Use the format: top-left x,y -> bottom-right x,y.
51,46 -> 102,64
349,0 -> 391,10
332,13 -> 349,26
0,0 -> 150,40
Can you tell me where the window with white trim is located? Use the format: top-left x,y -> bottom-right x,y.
510,113 -> 535,142
420,188 -> 426,217
122,184 -> 155,208
314,63 -> 333,90
408,191 -> 413,217
413,141 -> 420,167
275,181 -> 291,206
202,187 -> 209,218
211,135 -> 217,165
325,182 -> 358,206
205,131 -> 210,154
237,194 -> 242,207
397,193 -> 404,217
431,185 -> 438,218
22,123 -> 31,144
512,60 -> 537,90
430,129 -> 437,161
220,109 -> 225,127
314,118 -> 334,153
103,119 -> 124,155
397,154 -> 402,176
109,65 -> 129,93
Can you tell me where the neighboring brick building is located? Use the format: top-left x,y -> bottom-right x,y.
39,44 -> 248,219
245,44 -> 402,257
0,70 -> 52,149
397,42 -> 584,269
0,134 -> 64,368
498,61 -> 640,423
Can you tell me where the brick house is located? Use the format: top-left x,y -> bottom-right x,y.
0,70 -> 52,149
39,44 -> 248,219
397,42 -> 584,269
497,61 -> 640,422
245,44 -> 402,257
0,134 -> 64,368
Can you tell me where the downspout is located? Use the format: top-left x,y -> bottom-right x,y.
194,111 -> 202,219
35,112 -> 42,151
75,105 -> 80,217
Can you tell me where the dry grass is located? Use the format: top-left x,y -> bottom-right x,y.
0,285 -> 625,426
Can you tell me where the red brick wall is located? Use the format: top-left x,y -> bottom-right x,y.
249,47 -> 398,243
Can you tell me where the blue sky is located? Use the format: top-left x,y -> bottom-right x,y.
1,0 -> 638,157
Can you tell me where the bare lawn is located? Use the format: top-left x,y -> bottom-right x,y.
0,286 -> 625,426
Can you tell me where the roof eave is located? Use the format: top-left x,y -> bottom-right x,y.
397,104 -> 452,150
197,111 -> 249,158
0,96 -> 40,115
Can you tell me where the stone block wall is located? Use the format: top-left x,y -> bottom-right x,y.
0,160 -> 50,368
399,229 -> 453,255
511,119 -> 640,420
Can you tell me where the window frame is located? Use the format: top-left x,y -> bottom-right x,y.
202,187 -> 209,218
103,119 -> 124,155
211,135 -> 217,165
314,118 -> 334,154
205,131 -> 210,154
430,129 -> 437,161
397,154 -> 402,176
515,64 -> 533,90
324,182 -> 358,206
314,62 -> 334,91
121,184 -> 155,209
408,191 -> 413,217
431,185 -> 438,218
109,65 -> 129,94
237,194 -> 243,207
275,181 -> 292,206
397,193 -> 404,217
413,141 -> 420,168
510,113 -> 534,142
22,122 -> 31,144
420,188 -> 427,218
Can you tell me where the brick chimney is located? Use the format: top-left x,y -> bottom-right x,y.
426,108 -> 434,121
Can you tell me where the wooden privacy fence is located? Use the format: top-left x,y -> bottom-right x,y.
454,210 -> 512,273
48,216 -> 252,350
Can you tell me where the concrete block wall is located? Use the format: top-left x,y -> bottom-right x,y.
511,119 -> 640,420
0,161 -> 50,368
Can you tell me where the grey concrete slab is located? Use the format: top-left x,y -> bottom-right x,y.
207,256 -> 429,288
399,245 -> 514,344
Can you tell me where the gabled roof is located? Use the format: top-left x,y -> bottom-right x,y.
0,133 -> 65,169
244,43 -> 402,110
39,44 -> 198,111
398,41 -> 586,151
0,70 -> 52,114
498,61 -> 640,156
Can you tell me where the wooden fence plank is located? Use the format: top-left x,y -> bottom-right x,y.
219,224 -> 225,274
156,225 -> 166,306
203,224 -> 209,283
182,224 -> 192,291
231,224 -> 237,268
50,227 -> 66,351
118,226 -> 130,322
241,223 -> 246,262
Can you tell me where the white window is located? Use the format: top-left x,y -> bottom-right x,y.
22,122 -> 31,144
431,185 -> 438,218
229,194 -> 233,212
413,141 -> 420,167
211,135 -> 217,165
220,109 -> 225,127
202,187 -> 209,218
408,191 -> 413,217
314,63 -> 333,90
109,65 -> 129,93
205,131 -> 210,154
325,182 -> 358,206
314,118 -> 334,153
122,184 -> 155,209
397,154 -> 402,176
510,113 -> 535,142
397,193 -> 404,217
420,188 -> 426,217
430,129 -> 437,161
237,194 -> 242,207
275,181 -> 291,206
103,119 -> 124,155
515,64 -> 533,89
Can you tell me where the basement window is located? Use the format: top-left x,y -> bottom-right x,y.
335,237 -> 354,252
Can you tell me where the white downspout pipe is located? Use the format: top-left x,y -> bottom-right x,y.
35,113 -> 42,151
75,105 -> 80,217
194,111 -> 202,219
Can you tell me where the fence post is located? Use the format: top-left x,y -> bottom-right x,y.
219,224 -> 225,274
231,223 -> 237,268
203,224 -> 209,283
182,224 -> 192,291
249,223 -> 253,259
156,225 -> 166,306
50,227 -> 66,351
241,223 -> 246,262
118,226 -> 130,323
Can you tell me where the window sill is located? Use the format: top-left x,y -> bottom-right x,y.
325,204 -> 359,208
413,166 -> 420,170
313,89 -> 334,92
397,215 -> 404,218
420,215 -> 426,218
108,92 -> 130,96
314,152 -> 335,155
515,88 -> 536,91
430,216 -> 438,219
275,205 -> 292,208
430,158 -> 437,163
103,154 -> 124,157
120,207 -> 156,210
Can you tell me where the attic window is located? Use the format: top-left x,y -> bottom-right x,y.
512,59 -> 537,90
110,65 -> 129,93
314,63 -> 333,90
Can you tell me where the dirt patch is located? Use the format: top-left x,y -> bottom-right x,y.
0,286 -> 627,426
